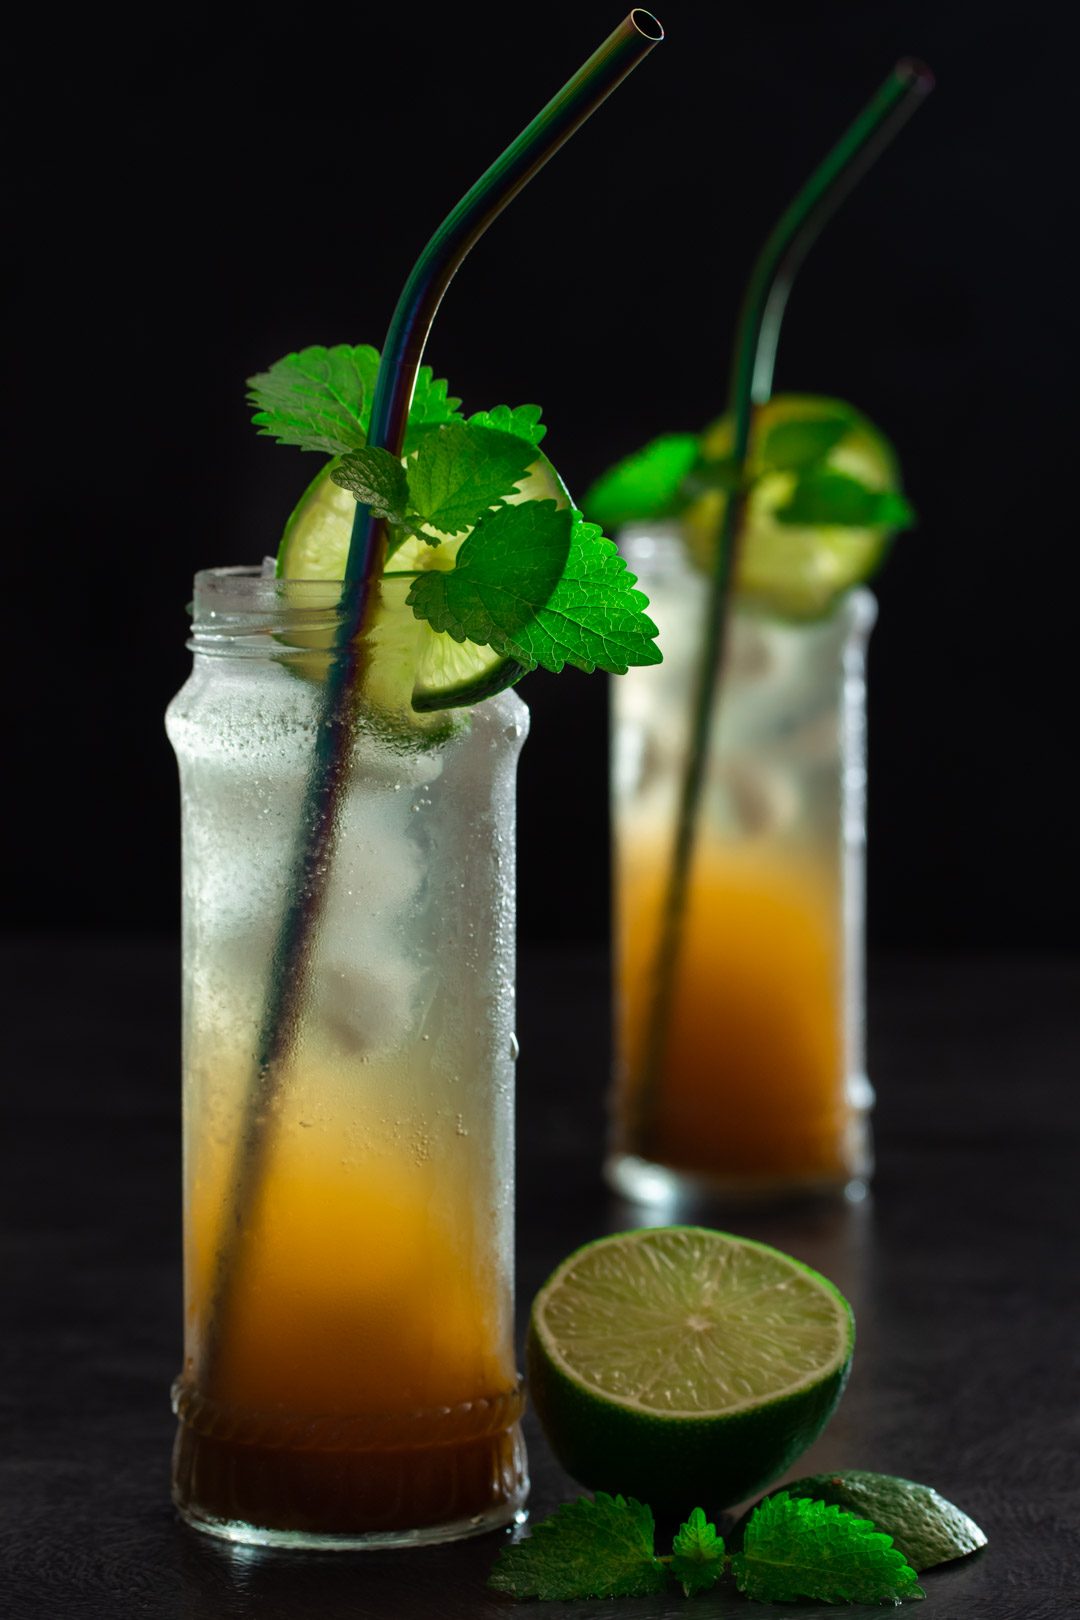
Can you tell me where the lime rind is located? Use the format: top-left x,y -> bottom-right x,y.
734,1471 -> 989,1570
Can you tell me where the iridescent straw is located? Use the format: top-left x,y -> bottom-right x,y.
633,60 -> 933,1144
204,10 -> 664,1379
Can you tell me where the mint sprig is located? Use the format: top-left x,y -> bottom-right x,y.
489,1483 -> 959,1603
488,1493 -> 667,1601
251,344 -> 663,689
406,501 -> 572,649
774,468 -> 915,529
738,1470 -> 989,1571
468,402 -> 547,445
409,509 -> 662,676
670,1506 -> 725,1596
581,432 -> 700,529
404,420 -> 536,536
761,413 -> 851,470
582,404 -> 916,546
732,1492 -> 925,1604
330,446 -> 411,525
507,516 -> 663,675
331,420 -> 537,546
247,343 -> 379,454
246,343 -> 462,455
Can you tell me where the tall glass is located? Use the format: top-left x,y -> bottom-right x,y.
166,568 -> 528,1549
607,528 -> 874,1205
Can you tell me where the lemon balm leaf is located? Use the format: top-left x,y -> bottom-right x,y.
761,414 -> 851,470
468,402 -> 547,445
406,365 -> 464,433
401,366 -> 466,454
407,500 -> 573,656
582,433 -> 700,529
407,421 -> 538,536
487,1493 -> 667,1600
406,506 -> 661,675
732,1492 -> 925,1604
749,1471 -> 989,1571
504,516 -> 663,675
331,449 -> 410,525
775,468 -> 915,530
684,453 -> 745,496
247,343 -> 380,454
670,1507 -> 726,1596
248,345 -> 463,457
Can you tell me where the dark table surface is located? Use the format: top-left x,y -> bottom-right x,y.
3,940 -> 1078,1620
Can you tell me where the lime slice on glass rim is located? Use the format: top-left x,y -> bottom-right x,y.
683,393 -> 906,620
276,451 -> 572,715
526,1225 -> 854,1516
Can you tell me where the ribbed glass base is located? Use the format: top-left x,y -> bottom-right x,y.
171,1378 -> 528,1550
175,1492 -> 529,1552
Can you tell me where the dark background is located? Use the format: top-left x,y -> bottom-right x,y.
6,0 -> 1074,948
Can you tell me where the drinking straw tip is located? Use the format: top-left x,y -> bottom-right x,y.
895,57 -> 935,94
629,8 -> 664,40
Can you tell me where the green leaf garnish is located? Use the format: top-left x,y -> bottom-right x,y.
508,516 -> 662,675
246,345 -> 462,456
405,367 -> 464,442
488,1493 -> 667,1601
331,447 -> 410,524
683,453 -> 744,496
581,432 -> 699,530
670,1507 -> 725,1596
252,343 -> 663,693
731,1492 -> 925,1605
406,420 -> 537,537
746,1471 -> 988,1571
774,468 -> 915,529
761,414 -> 851,470
518,515 -> 667,673
407,507 -> 661,675
467,402 -> 547,445
407,500 -> 573,648
247,343 -> 379,454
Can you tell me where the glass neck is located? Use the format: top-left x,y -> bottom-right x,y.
188,567 -> 348,660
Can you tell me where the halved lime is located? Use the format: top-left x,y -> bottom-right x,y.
527,1226 -> 854,1515
683,394 -> 907,619
277,453 -> 571,714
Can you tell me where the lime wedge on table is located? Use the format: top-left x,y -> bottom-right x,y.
734,1470 -> 988,1569
683,393 -> 908,619
277,453 -> 571,714
527,1226 -> 854,1515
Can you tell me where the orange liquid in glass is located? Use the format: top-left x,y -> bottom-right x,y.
616,839 -> 848,1179
173,1106 -> 525,1538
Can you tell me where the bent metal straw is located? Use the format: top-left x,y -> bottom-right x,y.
633,60 -> 933,1140
203,10 -> 664,1379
